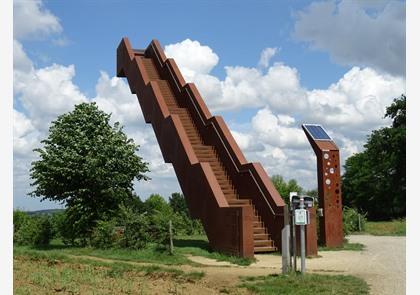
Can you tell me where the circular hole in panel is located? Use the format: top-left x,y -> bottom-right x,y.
332,154 -> 335,158
336,199 -> 339,204
335,165 -> 338,168
336,183 -> 339,187
335,189 -> 340,194
324,153 -> 329,160
329,168 -> 335,174
326,179 -> 331,185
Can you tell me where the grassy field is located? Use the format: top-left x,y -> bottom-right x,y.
14,235 -> 253,267
173,234 -> 255,266
14,234 -> 371,294
240,273 -> 370,295
363,219 -> 406,236
14,249 -> 370,295
14,250 -> 205,295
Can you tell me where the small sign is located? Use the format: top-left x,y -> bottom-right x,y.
295,209 -> 308,225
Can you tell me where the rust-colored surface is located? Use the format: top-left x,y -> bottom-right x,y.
117,38 -> 287,257
295,207 -> 318,256
302,126 -> 344,247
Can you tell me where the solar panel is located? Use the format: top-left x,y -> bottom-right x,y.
303,124 -> 332,141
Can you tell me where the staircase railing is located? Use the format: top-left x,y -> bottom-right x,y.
147,39 -> 285,217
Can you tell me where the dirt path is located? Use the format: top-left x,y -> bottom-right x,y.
71,235 -> 405,295
189,235 -> 406,295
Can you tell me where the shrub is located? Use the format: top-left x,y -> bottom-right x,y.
14,215 -> 52,247
91,219 -> 118,248
116,205 -> 158,249
343,207 -> 367,235
13,210 -> 29,233
50,211 -> 66,239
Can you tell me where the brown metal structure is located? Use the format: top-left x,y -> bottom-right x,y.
302,124 -> 343,247
116,38 -> 297,257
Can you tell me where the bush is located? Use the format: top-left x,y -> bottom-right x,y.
116,205 -> 170,249
14,215 -> 52,247
13,210 -> 29,233
50,211 -> 66,239
52,209 -> 89,246
343,207 -> 367,235
91,219 -> 119,248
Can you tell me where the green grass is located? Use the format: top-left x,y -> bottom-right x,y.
240,273 -> 370,295
14,250 -> 204,295
318,238 -> 364,251
363,219 -> 406,236
15,238 -> 193,265
174,234 -> 255,266
14,234 -> 254,268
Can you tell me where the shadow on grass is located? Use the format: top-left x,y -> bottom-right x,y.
33,244 -> 79,251
173,238 -> 210,251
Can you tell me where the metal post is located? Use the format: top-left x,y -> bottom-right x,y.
282,205 -> 290,274
169,220 -> 174,255
358,214 -> 362,232
300,198 -> 306,274
292,210 -> 297,272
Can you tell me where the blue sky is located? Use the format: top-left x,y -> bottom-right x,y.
22,1 -> 349,95
13,0 -> 406,210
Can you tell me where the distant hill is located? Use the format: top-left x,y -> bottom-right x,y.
25,209 -> 65,216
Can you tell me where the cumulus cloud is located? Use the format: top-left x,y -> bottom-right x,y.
15,62 -> 88,131
258,47 -> 278,68
293,0 -> 405,76
13,110 -> 39,156
306,67 -> 405,136
163,38 -> 405,190
164,39 -> 219,80
93,72 -> 144,125
14,0 -> 62,40
14,29 -> 406,209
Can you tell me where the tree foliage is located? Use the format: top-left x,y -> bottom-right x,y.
29,103 -> 149,240
342,95 -> 406,220
271,175 -> 303,205
14,213 -> 52,247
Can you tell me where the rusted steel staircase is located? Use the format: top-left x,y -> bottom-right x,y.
117,38 -> 286,257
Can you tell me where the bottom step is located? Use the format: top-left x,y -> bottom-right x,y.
254,246 -> 278,253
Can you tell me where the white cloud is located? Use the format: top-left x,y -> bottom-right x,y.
251,108 -> 308,149
93,72 -> 144,125
13,110 -> 39,156
14,33 -> 406,210
15,63 -> 88,131
293,0 -> 405,76
162,39 -> 404,190
14,0 -> 62,40
164,39 -> 219,80
306,67 -> 405,136
258,47 -> 278,68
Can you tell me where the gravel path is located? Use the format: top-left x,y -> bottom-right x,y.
188,235 -> 406,295
74,235 -> 405,294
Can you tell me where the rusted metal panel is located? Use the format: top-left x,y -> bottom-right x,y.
302,125 -> 344,247
117,37 -> 287,257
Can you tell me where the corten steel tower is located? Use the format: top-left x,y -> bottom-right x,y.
302,124 -> 343,247
116,38 -> 295,257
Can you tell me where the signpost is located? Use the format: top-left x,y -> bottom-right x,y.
289,192 -> 314,274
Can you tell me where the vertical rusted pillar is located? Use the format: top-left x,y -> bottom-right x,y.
302,124 -> 343,248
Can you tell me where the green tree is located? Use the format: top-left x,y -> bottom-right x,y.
14,215 -> 52,247
168,192 -> 204,235
144,194 -> 172,215
169,192 -> 189,217
29,103 -> 149,243
271,175 -> 303,205
342,95 -> 406,220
